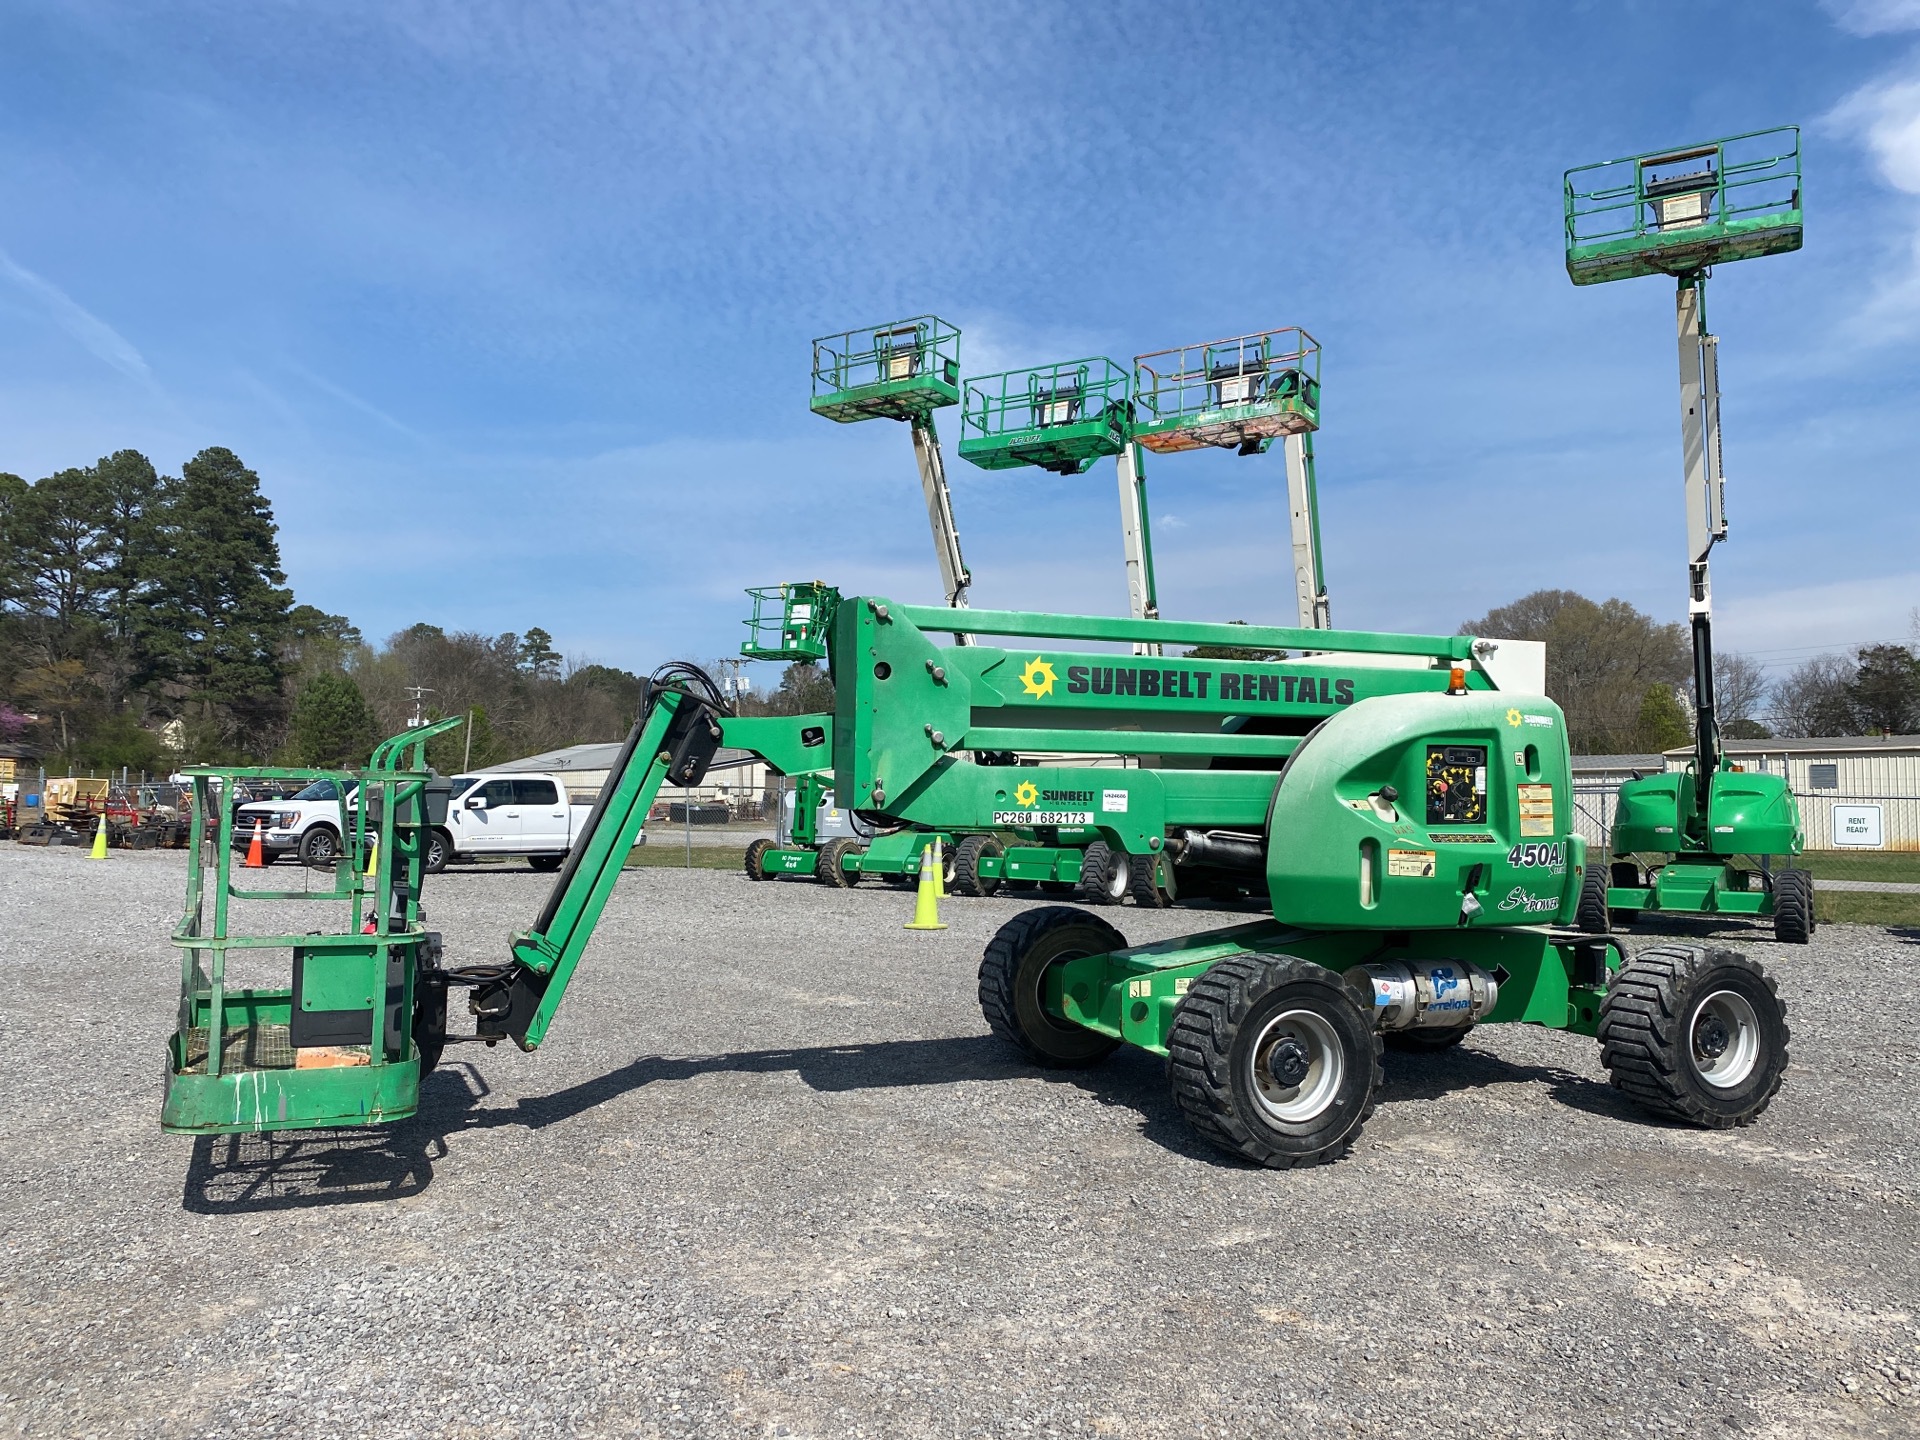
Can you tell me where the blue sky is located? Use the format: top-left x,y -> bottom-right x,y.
3,0 -> 1918,688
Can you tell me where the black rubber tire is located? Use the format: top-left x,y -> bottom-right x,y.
298,825 -> 341,870
529,854 -> 564,872
744,837 -> 772,881
1075,840 -> 1129,906
1598,944 -> 1789,1128
1384,1026 -> 1472,1053
1167,953 -> 1382,1168
953,834 -> 1003,897
1576,866 -> 1610,934
424,829 -> 452,875
1772,869 -> 1814,945
1128,852 -> 1174,908
979,906 -> 1126,1069
818,837 -> 863,888
1610,860 -> 1642,889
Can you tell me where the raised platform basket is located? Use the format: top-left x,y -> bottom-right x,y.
1132,329 -> 1320,455
956,358 -> 1131,475
1564,127 -> 1802,285
811,316 -> 961,422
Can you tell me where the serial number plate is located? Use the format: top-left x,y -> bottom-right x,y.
992,810 -> 1094,826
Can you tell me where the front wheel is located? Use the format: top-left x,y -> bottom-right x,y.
744,837 -> 772,881
298,825 -> 341,870
1599,945 -> 1789,1128
424,829 -> 452,874
817,837 -> 864,888
1772,868 -> 1815,945
1128,852 -> 1174,908
979,907 -> 1125,1068
953,834 -> 1003,897
1576,867 -> 1609,934
1075,840 -> 1130,906
1167,953 -> 1381,1168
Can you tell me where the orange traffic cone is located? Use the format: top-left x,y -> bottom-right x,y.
244,817 -> 265,868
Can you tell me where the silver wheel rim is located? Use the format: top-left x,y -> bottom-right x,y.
1249,1008 -> 1344,1124
1104,856 -> 1129,902
1688,989 -> 1761,1089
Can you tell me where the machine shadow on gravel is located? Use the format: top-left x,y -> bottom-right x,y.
1375,1041 -> 1647,1125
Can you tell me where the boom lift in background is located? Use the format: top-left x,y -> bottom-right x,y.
1563,127 -> 1812,942
163,598 -> 1790,1165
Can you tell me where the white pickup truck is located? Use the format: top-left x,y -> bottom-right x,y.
232,772 -> 603,873
430,773 -> 599,873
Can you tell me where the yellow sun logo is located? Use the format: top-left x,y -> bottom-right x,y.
1506,708 -> 1523,728
1013,780 -> 1040,807
1019,657 -> 1057,698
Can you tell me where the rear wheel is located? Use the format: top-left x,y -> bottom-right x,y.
1576,867 -> 1610,934
1599,944 -> 1789,1128
1075,840 -> 1130,906
953,834 -> 1003,897
979,907 -> 1125,1068
818,837 -> 864,888
1772,868 -> 1814,945
1167,953 -> 1381,1168
744,837 -> 772,881
529,854 -> 564,872
1129,852 -> 1174,908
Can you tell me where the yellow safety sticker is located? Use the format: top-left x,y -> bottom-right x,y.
1518,783 -> 1555,837
1387,849 -> 1436,878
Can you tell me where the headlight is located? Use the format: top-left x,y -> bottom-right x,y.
275,811 -> 300,828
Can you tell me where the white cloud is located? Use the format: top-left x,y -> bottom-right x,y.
1823,0 -> 1920,35
0,249 -> 153,383
1826,51 -> 1920,337
1715,570 -> 1920,662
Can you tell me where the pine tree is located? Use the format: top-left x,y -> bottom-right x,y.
145,447 -> 294,750
289,672 -> 381,767
1635,684 -> 1691,754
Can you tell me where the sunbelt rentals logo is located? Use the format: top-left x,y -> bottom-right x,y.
1013,780 -> 1040,808
1019,657 -> 1057,698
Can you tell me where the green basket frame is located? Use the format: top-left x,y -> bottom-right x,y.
160,718 -> 462,1134
1132,329 -> 1320,455
956,357 -> 1131,475
741,582 -> 841,661
811,316 -> 961,422
1564,126 -> 1802,285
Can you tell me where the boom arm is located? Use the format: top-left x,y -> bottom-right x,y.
1677,273 -> 1727,810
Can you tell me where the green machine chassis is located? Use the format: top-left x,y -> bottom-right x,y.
735,583 -> 1543,904
161,630 -> 1790,1163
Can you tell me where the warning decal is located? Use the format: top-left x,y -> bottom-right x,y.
1517,783 -> 1555,838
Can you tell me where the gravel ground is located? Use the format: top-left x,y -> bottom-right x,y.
1,841 -> 1916,1440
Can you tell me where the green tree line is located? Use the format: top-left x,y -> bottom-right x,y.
1,446 -> 838,772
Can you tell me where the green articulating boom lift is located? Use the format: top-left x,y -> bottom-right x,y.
1564,127 -> 1813,943
162,604 -> 1792,1163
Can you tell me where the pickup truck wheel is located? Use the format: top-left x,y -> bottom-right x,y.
424,829 -> 452,874
298,825 -> 341,870
528,854 -> 564,872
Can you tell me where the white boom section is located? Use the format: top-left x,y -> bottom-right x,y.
1283,431 -> 1331,631
910,416 -> 974,644
1114,443 -> 1162,657
1676,280 -> 1727,621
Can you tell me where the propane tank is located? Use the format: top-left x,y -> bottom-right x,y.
1346,959 -> 1500,1031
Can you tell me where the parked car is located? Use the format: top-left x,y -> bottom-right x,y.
427,773 -> 600,873
231,777 -> 359,866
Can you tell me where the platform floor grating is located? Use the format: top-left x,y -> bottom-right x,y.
180,1024 -> 298,1074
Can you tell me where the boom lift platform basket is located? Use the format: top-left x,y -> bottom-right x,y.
1131,329 -> 1321,456
958,358 -> 1131,475
162,718 -> 461,1134
1563,127 -> 1802,286
810,317 -> 961,422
